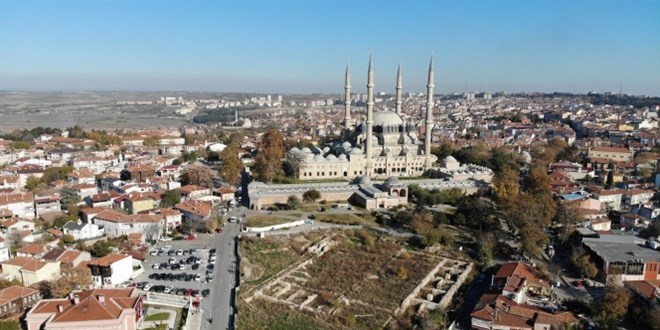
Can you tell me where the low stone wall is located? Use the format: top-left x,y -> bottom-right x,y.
436,262 -> 473,309
244,220 -> 310,233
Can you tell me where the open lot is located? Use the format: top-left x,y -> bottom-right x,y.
237,229 -> 467,330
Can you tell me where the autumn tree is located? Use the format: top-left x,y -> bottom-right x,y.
50,268 -> 93,298
492,165 -> 520,207
219,141 -> 244,187
205,217 -> 218,233
554,202 -> 580,242
254,129 -> 285,183
572,251 -> 599,279
180,165 -> 214,188
594,286 -> 631,329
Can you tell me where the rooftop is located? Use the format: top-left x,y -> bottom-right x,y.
582,234 -> 660,263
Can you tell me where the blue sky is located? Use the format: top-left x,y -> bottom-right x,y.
1,0 -> 659,95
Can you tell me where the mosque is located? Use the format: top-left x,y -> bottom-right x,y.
286,56 -> 438,181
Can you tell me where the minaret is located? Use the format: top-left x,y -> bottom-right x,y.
424,55 -> 434,168
343,62 -> 351,130
395,64 -> 403,115
365,55 -> 375,174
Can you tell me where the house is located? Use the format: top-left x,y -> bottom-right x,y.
85,193 -> 114,208
71,156 -> 112,174
41,247 -> 91,272
0,237 -> 9,263
72,183 -> 98,200
87,254 -> 133,288
0,257 -> 60,286
582,234 -> 660,283
591,189 -> 624,211
67,169 -> 96,185
0,192 -> 35,219
213,186 -> 236,201
623,189 -> 655,208
156,208 -> 182,233
46,148 -> 80,162
620,213 -> 651,230
120,165 -> 156,183
15,244 -> 47,258
174,200 -> 212,222
121,136 -> 145,146
34,194 -> 61,216
492,262 -> 550,304
624,279 -> 660,307
588,146 -> 633,162
63,221 -> 104,241
124,193 -> 158,214
179,185 -> 211,200
471,294 -> 578,330
92,210 -> 163,242
1,218 -> 36,235
0,285 -> 41,320
158,165 -> 181,180
25,288 -> 144,330
631,204 -> 660,220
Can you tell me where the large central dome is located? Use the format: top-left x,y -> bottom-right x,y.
373,110 -> 404,126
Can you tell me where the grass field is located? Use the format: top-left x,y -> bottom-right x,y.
145,312 -> 170,322
245,215 -> 295,227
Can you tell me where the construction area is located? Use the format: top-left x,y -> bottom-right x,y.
236,229 -> 473,329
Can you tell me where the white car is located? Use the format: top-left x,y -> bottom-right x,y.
162,245 -> 172,251
149,250 -> 158,256
164,286 -> 174,293
152,263 -> 160,270
168,257 -> 176,264
179,264 -> 186,271
143,283 -> 153,291
194,274 -> 201,282
209,255 -> 217,262
176,249 -> 183,256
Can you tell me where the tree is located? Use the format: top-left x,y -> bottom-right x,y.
61,234 -> 75,244
7,230 -> 24,252
594,286 -> 631,329
605,170 -> 614,189
0,278 -> 22,290
50,268 -> 92,298
287,195 -> 301,210
180,165 -> 214,188
219,141 -> 244,187
492,166 -> 520,206
59,187 -> 80,206
554,203 -> 579,242
25,176 -> 42,191
572,250 -> 599,279
254,129 -> 285,183
478,246 -> 493,270
205,217 -> 218,233
90,240 -> 115,257
302,189 -> 321,203
160,189 -> 181,208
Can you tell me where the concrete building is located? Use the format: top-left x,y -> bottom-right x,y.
0,285 -> 41,320
582,235 -> 660,283
588,146 -> 633,162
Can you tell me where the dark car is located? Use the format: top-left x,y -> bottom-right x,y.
207,264 -> 215,271
176,288 -> 186,295
173,236 -> 184,241
167,273 -> 175,281
192,264 -> 200,271
148,274 -> 158,280
167,250 -> 175,256
160,262 -> 168,269
136,281 -> 148,289
189,249 -> 195,254
201,289 -> 210,297
191,289 -> 200,297
185,274 -> 194,282
184,288 -> 193,297
209,248 -> 216,254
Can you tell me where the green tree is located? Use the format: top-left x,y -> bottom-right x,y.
594,286 -> 631,329
59,187 -> 80,206
606,171 -> 614,188
302,189 -> 321,203
25,176 -> 42,191
42,166 -> 74,185
0,320 -> 21,330
9,140 -> 31,149
254,129 -> 285,183
61,234 -> 75,244
478,246 -> 493,270
572,252 -> 599,279
219,141 -> 244,187
287,195 -> 301,210
160,189 -> 181,208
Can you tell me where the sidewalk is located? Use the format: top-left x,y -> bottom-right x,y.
187,307 -> 204,330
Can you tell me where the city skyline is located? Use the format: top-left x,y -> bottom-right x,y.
1,0 -> 659,96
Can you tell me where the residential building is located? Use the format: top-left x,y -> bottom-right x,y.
591,189 -> 624,211
0,285 -> 41,320
26,288 -> 144,330
0,192 -> 35,219
0,237 -> 9,263
623,189 -> 655,208
15,244 -> 46,258
91,210 -> 163,241
174,200 -> 212,222
179,185 -> 211,200
588,146 -> 633,163
0,257 -> 60,286
87,254 -> 133,288
63,221 -> 104,241
471,294 -> 578,330
34,194 -> 61,216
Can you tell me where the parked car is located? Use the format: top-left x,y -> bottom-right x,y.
201,289 -> 210,297
143,283 -> 153,291
194,274 -> 201,282
162,245 -> 172,251
184,288 -> 193,297
192,264 -> 200,271
149,250 -> 158,256
169,257 -> 176,264
176,249 -> 183,256
164,286 -> 174,293
152,263 -> 160,270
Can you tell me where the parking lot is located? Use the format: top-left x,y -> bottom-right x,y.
134,235 -> 219,307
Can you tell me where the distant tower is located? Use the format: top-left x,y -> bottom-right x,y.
424,55 -> 434,168
395,64 -> 403,115
344,62 -> 351,130
365,55 -> 375,174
